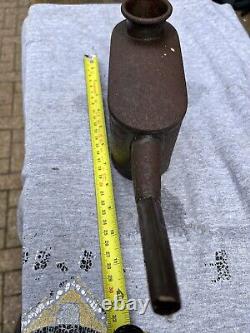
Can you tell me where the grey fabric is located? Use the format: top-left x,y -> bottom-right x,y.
20,1 -> 250,332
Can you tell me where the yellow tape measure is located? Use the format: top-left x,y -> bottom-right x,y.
84,55 -> 130,333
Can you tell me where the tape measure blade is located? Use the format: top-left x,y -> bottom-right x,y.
84,55 -> 130,332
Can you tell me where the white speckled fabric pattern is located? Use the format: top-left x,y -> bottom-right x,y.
20,1 -> 250,332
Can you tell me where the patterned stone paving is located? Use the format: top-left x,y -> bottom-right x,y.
0,0 -> 28,331
0,0 -> 248,332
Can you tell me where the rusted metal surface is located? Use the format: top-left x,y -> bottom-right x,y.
108,0 -> 188,315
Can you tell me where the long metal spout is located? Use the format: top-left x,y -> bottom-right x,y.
131,136 -> 180,315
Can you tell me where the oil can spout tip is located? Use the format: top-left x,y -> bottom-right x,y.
153,296 -> 181,315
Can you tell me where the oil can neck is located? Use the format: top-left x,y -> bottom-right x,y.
121,0 -> 173,39
126,21 -> 167,39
